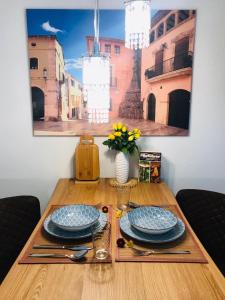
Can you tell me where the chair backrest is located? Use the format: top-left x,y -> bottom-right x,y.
176,189 -> 225,276
0,195 -> 41,283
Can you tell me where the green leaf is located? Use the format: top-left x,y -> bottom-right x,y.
122,147 -> 128,153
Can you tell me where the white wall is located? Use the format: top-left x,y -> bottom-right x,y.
0,0 -> 225,212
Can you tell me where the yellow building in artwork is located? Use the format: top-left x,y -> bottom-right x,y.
28,35 -> 82,121
65,73 -> 84,120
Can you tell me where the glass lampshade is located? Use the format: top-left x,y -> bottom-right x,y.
125,0 -> 151,49
83,55 -> 110,123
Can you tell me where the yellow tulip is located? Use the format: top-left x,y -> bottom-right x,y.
117,122 -> 123,130
122,126 -> 127,132
116,210 -> 123,218
128,135 -> 134,141
113,123 -> 117,130
126,240 -> 134,248
134,133 -> 140,139
114,131 -> 122,137
128,131 -> 133,135
108,134 -> 115,140
133,128 -> 140,133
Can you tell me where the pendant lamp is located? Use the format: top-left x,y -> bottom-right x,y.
125,0 -> 151,49
82,0 -> 110,123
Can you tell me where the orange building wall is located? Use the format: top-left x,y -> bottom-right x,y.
141,11 -> 196,125
143,75 -> 192,125
29,36 -> 58,120
86,37 -> 134,119
28,36 -> 68,121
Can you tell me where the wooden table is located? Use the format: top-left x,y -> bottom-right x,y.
0,179 -> 224,299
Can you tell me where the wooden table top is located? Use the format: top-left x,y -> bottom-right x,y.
0,178 -> 224,300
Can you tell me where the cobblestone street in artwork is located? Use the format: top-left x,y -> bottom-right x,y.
34,118 -> 188,136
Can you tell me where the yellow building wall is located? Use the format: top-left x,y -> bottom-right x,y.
66,73 -> 83,119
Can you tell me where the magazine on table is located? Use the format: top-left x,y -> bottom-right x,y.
138,152 -> 161,183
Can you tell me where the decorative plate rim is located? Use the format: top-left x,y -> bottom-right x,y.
44,211 -> 107,239
120,213 -> 185,243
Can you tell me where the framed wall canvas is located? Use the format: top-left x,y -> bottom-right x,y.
26,9 -> 196,136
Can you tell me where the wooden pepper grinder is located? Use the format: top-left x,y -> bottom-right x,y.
74,135 -> 100,183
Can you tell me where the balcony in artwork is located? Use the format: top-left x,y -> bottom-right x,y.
145,51 -> 193,82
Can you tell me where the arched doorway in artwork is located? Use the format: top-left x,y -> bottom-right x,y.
147,93 -> 156,121
168,89 -> 190,129
31,87 -> 44,121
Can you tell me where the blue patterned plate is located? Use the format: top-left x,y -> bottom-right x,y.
128,206 -> 177,234
51,205 -> 100,231
120,213 -> 185,243
44,211 -> 107,239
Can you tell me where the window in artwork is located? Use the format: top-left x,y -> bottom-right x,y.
166,14 -> 175,31
157,23 -> 164,38
178,10 -> 190,23
105,44 -> 111,53
114,45 -> 120,54
30,57 -> 38,69
150,31 -> 155,43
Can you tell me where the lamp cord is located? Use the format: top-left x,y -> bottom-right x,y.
94,0 -> 99,45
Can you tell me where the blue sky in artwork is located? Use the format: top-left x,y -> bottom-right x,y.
26,9 -> 157,82
26,9 -> 126,81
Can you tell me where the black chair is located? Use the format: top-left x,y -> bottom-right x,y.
176,189 -> 225,276
0,196 -> 41,283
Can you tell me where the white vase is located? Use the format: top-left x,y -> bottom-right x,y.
115,152 -> 129,184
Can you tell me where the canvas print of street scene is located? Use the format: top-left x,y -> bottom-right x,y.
26,9 -> 196,136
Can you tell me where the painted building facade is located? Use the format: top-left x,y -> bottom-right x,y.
28,35 -> 70,121
141,10 -> 196,129
86,37 -> 134,119
65,73 -> 83,120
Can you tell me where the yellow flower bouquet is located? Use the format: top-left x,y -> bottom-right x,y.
103,122 -> 141,154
